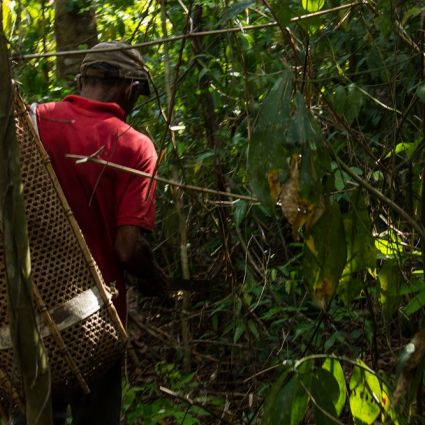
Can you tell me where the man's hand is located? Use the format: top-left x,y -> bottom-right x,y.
115,225 -> 170,296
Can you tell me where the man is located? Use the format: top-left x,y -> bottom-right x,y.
17,42 -> 167,425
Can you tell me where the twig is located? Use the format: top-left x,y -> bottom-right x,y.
65,153 -> 258,201
12,2 -> 366,61
323,142 -> 425,241
159,386 -> 234,425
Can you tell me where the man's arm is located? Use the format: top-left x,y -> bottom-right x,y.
114,225 -> 169,296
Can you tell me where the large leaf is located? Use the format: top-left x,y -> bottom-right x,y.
349,362 -> 382,425
301,0 -> 325,12
269,1 -> 293,28
330,85 -> 363,124
219,1 -> 254,24
404,287 -> 425,315
262,368 -> 310,425
322,358 -> 347,416
288,92 -> 317,148
248,71 -> 293,209
303,203 -> 347,309
310,368 -> 340,425
378,260 -> 402,319
2,0 -> 14,36
299,146 -> 321,206
339,190 -> 377,303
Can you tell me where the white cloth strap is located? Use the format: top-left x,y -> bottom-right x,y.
0,286 -> 110,350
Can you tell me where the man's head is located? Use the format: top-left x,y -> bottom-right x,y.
77,42 -> 150,114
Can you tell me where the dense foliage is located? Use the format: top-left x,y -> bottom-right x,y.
4,0 -> 425,423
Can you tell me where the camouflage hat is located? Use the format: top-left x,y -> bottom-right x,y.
80,41 -> 150,94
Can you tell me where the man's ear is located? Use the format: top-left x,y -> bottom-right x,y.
75,74 -> 82,91
125,81 -> 141,100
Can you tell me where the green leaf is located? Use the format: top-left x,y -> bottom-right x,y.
262,368 -> 311,425
339,190 -> 376,303
233,200 -> 248,227
399,279 -> 425,295
322,358 -> 347,416
269,1 -> 293,28
332,86 -> 347,112
384,141 -> 418,159
2,0 -> 14,36
311,368 -> 340,424
404,288 -> 425,315
303,203 -> 347,309
349,363 -> 381,425
378,260 -> 401,319
288,92 -> 317,147
344,85 -> 363,124
247,319 -> 260,340
416,83 -> 425,104
402,6 -> 424,26
248,71 -> 293,209
301,0 -> 325,12
233,319 -> 245,343
299,146 -> 321,206
219,1 -> 254,24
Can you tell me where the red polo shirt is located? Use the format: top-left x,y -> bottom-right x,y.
35,95 -> 157,321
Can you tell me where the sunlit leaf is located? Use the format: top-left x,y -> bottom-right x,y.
385,142 -> 418,159
378,260 -> 401,319
248,71 -> 293,210
322,358 -> 347,416
375,231 -> 404,257
301,0 -> 325,12
349,362 -> 381,424
303,203 -> 347,309
2,0 -> 14,36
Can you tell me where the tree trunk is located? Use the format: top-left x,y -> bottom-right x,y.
0,13 -> 53,425
54,0 -> 98,79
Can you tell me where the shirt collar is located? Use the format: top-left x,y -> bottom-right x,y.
63,95 -> 126,121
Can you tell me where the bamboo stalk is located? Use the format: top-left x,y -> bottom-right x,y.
0,22 -> 53,424
12,2 -> 366,61
160,0 -> 192,373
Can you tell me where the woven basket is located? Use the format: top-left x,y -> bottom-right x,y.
0,91 -> 128,411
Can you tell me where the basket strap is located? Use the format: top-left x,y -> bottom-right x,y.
29,103 -> 39,137
0,286 -> 111,350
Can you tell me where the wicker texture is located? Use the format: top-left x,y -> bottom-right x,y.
0,92 -> 127,408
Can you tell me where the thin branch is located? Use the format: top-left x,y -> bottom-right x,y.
12,2 -> 366,61
65,153 -> 258,202
159,386 -> 234,425
323,142 -> 425,241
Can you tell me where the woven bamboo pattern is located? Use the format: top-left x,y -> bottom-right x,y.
0,91 -> 128,409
